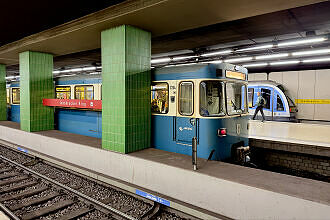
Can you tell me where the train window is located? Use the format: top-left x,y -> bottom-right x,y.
179,82 -> 193,116
226,83 -> 247,115
151,82 -> 169,114
248,88 -> 254,108
276,95 -> 284,111
12,88 -> 20,104
75,85 -> 94,100
261,88 -> 271,109
200,81 -> 225,117
56,86 -> 71,99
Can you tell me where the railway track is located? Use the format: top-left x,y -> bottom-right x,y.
0,145 -> 192,220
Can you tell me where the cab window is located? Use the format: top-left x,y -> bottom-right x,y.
179,82 -> 193,116
248,88 -> 254,108
75,85 -> 94,100
151,82 -> 169,114
200,81 -> 225,116
12,88 -> 20,104
261,88 -> 271,109
56,86 -> 71,99
226,82 -> 247,115
276,94 -> 284,111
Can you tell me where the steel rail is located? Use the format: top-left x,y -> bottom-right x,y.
0,155 -> 137,220
0,202 -> 20,220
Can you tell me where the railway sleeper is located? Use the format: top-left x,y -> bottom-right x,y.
55,206 -> 95,220
0,175 -> 30,186
0,179 -> 39,193
0,186 -> 48,202
9,191 -> 62,211
20,199 -> 75,220
0,167 -> 13,173
0,172 -> 20,180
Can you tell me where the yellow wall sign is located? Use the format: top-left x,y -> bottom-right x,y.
295,99 -> 330,104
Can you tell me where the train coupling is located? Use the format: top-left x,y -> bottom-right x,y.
235,146 -> 250,165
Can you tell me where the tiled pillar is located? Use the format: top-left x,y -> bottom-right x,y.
19,51 -> 54,132
101,25 -> 151,153
0,64 -> 6,121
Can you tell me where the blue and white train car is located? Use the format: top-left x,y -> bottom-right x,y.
151,63 -> 250,161
248,80 -> 297,122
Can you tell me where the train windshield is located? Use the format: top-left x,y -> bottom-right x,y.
200,81 -> 225,116
226,82 -> 247,115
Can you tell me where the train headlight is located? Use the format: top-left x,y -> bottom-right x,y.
217,128 -> 227,137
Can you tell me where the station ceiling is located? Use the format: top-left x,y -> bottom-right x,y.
3,0 -> 330,75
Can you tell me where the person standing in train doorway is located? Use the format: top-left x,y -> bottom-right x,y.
252,92 -> 266,122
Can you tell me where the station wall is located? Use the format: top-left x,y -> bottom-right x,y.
248,69 -> 330,121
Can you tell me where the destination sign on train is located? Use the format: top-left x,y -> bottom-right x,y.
226,71 -> 246,80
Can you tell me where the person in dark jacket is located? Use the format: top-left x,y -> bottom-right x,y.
252,92 -> 266,122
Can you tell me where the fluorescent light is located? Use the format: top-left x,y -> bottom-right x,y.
151,58 -> 171,64
243,63 -> 268,67
203,60 -> 223,64
53,70 -> 60,74
236,44 -> 273,52
82,66 -> 97,71
256,53 -> 289,60
278,37 -> 326,47
5,76 -> 16,80
57,74 -> 77,77
96,66 -> 102,69
61,69 -> 71,73
89,72 -> 101,75
292,48 -> 330,56
225,57 -> 253,63
201,50 -> 232,57
302,57 -> 330,63
172,55 -> 198,61
270,60 -> 300,66
71,68 -> 83,72
165,62 -> 198,67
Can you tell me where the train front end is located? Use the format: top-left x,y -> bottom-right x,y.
152,63 -> 249,162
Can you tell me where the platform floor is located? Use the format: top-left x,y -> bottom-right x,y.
249,120 -> 330,147
0,121 -> 329,219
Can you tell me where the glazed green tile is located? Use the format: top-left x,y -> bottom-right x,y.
0,64 -> 6,121
101,25 -> 151,153
19,51 -> 54,132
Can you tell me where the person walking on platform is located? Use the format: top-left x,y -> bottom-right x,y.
252,92 -> 266,122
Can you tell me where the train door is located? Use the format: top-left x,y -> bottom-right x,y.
175,81 -> 198,146
273,90 -> 287,118
260,87 -> 274,118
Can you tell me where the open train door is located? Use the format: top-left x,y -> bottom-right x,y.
260,87 -> 274,119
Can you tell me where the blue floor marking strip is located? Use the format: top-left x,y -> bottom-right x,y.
135,189 -> 170,207
17,147 -> 28,154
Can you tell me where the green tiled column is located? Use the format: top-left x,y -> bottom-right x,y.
0,64 -> 6,121
101,25 -> 151,153
20,51 -> 54,132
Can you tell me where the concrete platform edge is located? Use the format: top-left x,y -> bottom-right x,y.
0,125 -> 330,219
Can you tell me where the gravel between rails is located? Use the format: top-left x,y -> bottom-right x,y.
0,144 -> 191,219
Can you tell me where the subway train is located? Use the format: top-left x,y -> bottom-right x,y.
248,81 -> 298,122
6,63 -> 250,162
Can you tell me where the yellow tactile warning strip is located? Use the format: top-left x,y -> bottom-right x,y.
295,99 -> 330,104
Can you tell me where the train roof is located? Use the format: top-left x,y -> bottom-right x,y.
248,80 -> 281,87
153,63 -> 248,81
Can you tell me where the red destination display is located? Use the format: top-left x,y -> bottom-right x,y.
43,99 -> 102,110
